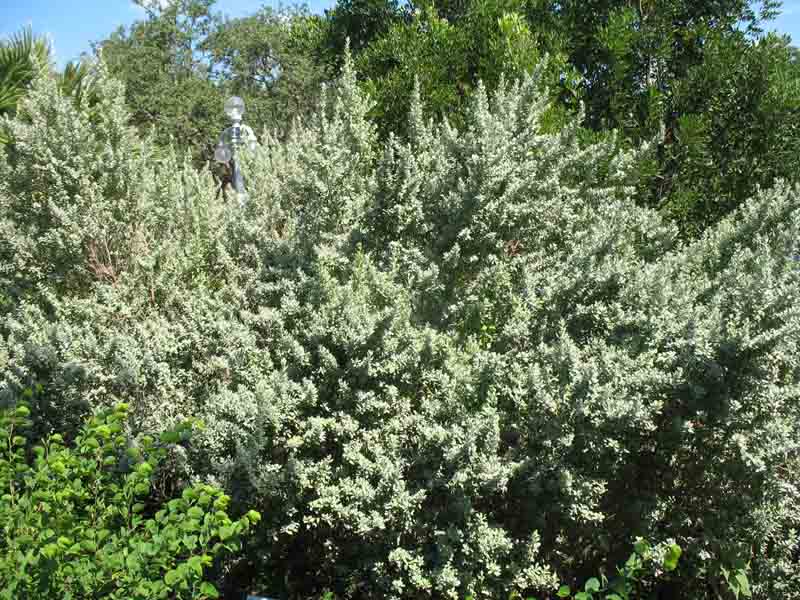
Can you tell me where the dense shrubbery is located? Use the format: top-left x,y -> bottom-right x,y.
0,56 -> 798,599
0,401 -> 259,599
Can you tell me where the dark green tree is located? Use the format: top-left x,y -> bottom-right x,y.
652,31 -> 800,236
522,0 -> 797,235
98,0 -> 226,164
555,0 -> 781,136
203,5 -> 330,131
356,0 -> 577,136
98,0 -> 328,166
324,0 -> 411,58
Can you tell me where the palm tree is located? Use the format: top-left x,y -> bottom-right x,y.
0,26 -> 51,142
59,59 -> 90,105
0,27 -> 92,144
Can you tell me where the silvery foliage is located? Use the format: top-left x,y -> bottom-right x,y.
1,55 -> 799,599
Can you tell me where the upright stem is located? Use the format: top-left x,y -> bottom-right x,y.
232,157 -> 245,195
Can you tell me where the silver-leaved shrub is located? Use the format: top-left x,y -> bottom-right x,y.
1,57 -> 798,599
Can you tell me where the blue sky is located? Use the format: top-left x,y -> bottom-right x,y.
775,0 -> 800,41
1,0 -> 799,68
0,0 -> 335,67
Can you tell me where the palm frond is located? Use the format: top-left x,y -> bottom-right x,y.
0,26 -> 52,116
0,26 -> 50,72
60,59 -> 90,102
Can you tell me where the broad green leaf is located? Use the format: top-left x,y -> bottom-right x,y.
663,543 -> 682,572
735,572 -> 752,598
164,569 -> 181,586
160,431 -> 181,444
126,553 -> 140,571
246,509 -> 261,523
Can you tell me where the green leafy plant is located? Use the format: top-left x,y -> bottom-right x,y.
720,559 -> 752,599
0,401 -> 260,599
523,540 -> 681,600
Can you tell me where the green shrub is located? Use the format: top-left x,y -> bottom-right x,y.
0,57 -> 798,599
0,401 -> 260,599
532,539 -> 683,600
